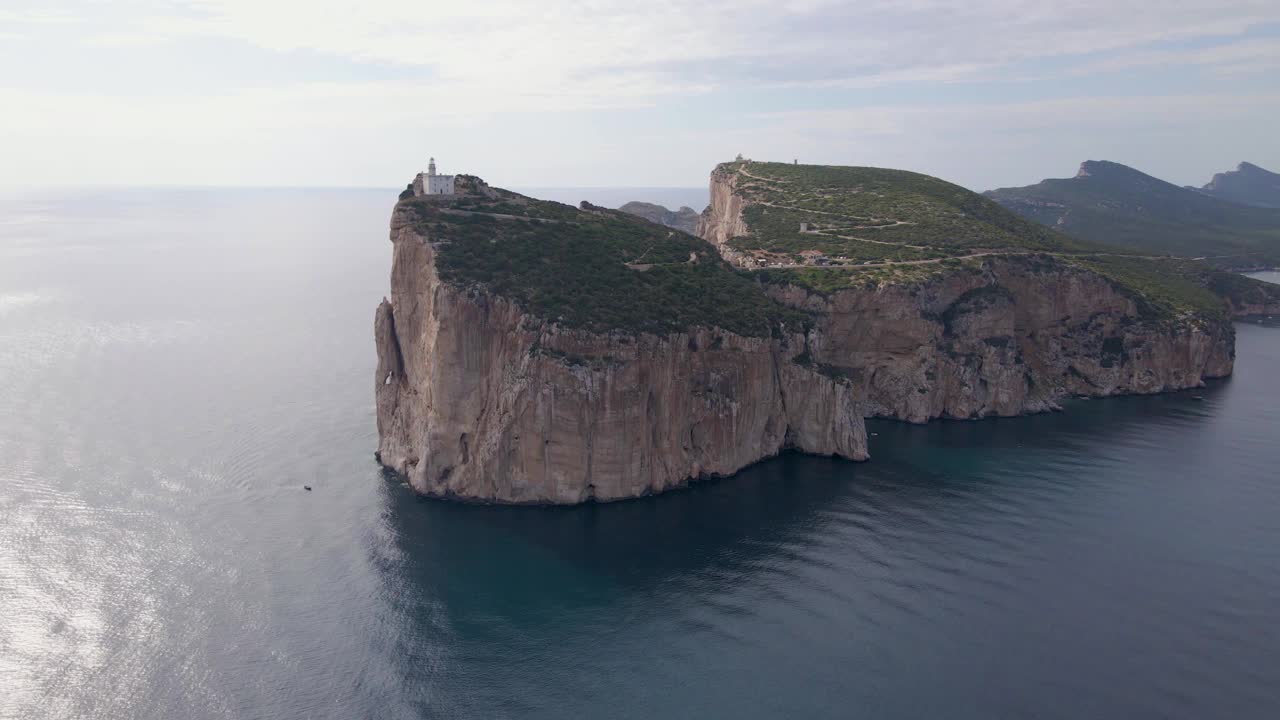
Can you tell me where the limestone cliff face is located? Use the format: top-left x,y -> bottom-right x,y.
375,203 -> 866,504
698,172 -> 1236,424
695,167 -> 752,265
766,260 -> 1233,423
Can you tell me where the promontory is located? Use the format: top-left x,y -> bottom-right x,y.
375,159 -> 1276,504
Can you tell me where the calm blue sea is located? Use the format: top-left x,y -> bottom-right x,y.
1,189 -> 1278,719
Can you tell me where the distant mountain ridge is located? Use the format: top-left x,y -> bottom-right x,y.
985,160 -> 1280,267
1191,162 -> 1280,208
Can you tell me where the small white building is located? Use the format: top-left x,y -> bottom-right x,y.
413,157 -> 455,196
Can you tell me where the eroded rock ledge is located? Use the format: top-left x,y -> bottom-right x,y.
763,259 -> 1234,423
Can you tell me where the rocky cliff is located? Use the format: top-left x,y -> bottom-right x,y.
618,201 -> 701,234
696,168 -> 752,264
375,181 -> 866,504
698,163 -> 1236,423
762,258 -> 1233,422
377,163 -> 1243,505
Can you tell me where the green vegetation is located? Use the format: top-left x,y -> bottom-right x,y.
986,161 -> 1280,265
396,163 -> 1275,338
1067,255 -> 1231,324
732,160 -> 1272,322
723,161 -> 1099,261
398,189 -> 807,337
1196,267 -> 1280,310
735,205 -> 944,262
1102,257 -> 1280,314
756,256 -> 988,294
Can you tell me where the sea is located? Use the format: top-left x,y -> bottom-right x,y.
2,188 -> 1278,720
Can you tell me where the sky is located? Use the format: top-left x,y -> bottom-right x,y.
2,0 -> 1279,193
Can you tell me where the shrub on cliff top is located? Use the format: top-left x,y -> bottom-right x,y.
723,161 -> 1101,260
398,191 -> 807,337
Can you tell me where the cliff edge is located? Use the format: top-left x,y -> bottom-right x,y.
375,177 -> 865,504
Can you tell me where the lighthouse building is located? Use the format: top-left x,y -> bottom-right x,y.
412,157 -> 456,197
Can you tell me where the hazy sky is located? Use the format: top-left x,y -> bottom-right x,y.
3,1 -> 1278,192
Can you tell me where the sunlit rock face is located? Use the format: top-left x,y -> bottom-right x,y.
374,198 -> 866,505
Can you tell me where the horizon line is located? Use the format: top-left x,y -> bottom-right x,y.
0,183 -> 710,193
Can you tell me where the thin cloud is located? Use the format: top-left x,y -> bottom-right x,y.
1,1 -> 1278,188
14,0 -> 1279,104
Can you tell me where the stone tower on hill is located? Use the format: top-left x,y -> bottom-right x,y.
412,157 -> 455,197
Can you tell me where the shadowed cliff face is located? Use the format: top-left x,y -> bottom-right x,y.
375,193 -> 866,505
764,260 -> 1234,422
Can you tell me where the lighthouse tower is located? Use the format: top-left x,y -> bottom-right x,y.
413,157 -> 456,197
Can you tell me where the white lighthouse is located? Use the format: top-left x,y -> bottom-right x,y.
413,157 -> 456,197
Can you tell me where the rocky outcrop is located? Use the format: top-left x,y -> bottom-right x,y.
696,167 -> 753,265
1196,162 -> 1280,209
375,201 -> 866,504
618,201 -> 701,234
765,259 -> 1234,423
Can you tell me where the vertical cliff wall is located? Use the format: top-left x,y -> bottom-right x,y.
764,260 -> 1233,423
695,166 -> 751,265
375,202 -> 866,504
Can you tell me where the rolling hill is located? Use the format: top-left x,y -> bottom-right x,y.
706,160 -> 1099,267
985,160 -> 1280,266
